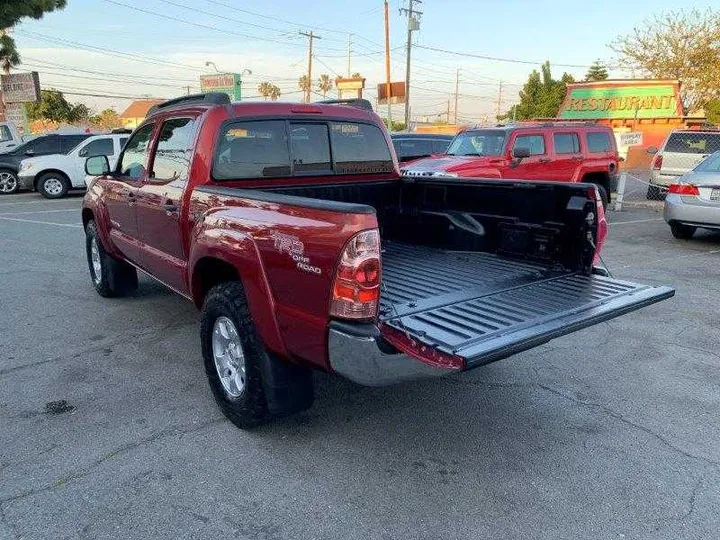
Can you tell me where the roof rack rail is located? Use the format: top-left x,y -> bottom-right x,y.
316,98 -> 374,111
148,92 -> 231,116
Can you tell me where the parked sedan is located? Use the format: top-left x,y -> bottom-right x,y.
664,151 -> 720,239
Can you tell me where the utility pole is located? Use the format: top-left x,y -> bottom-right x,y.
183,86 -> 192,96
496,81 -> 503,120
400,0 -> 422,129
346,33 -> 352,78
446,100 -> 450,123
383,1 -> 393,131
453,68 -> 460,125
300,30 -> 321,103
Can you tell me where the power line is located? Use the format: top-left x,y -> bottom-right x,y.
313,55 -> 343,78
22,66 -> 200,90
21,57 -> 199,83
415,44 -> 610,69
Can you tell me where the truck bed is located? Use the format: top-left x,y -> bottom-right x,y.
380,243 -> 673,367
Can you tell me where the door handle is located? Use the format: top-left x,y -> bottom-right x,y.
163,203 -> 179,214
539,157 -> 551,163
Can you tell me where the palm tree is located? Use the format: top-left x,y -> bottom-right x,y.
317,73 -> 332,99
298,75 -> 311,102
257,82 -> 272,100
351,72 -> 362,78
269,85 -> 281,101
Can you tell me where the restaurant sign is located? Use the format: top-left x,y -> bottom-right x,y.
559,81 -> 683,120
200,73 -> 242,101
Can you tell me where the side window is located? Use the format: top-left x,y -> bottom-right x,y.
81,138 -> 114,157
60,136 -> 88,153
397,139 -> 434,158
553,132 -> 580,154
152,117 -> 196,181
31,137 -> 61,155
119,137 -> 129,148
0,125 -> 12,143
586,132 -> 612,153
432,139 -> 451,154
289,123 -> 331,173
214,120 -> 290,179
119,123 -> 155,178
513,134 -> 546,156
329,122 -> 393,174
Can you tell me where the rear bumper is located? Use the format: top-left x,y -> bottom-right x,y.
17,175 -> 34,190
664,194 -> 720,228
650,171 -> 680,187
328,321 -> 455,386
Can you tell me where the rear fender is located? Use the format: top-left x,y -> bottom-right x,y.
189,227 -> 288,358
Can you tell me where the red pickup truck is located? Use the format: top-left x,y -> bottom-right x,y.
401,123 -> 619,207
81,94 -> 673,429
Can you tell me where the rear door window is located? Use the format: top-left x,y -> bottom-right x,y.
513,134 -> 546,156
152,117 -> 196,181
30,136 -> 61,155
60,135 -> 90,153
289,124 -> 332,174
214,120 -> 291,179
586,132 -> 612,153
665,133 -> 720,154
0,125 -> 13,143
329,122 -> 393,174
553,132 -> 580,154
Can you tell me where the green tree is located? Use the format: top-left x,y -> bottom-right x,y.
500,62 -> 574,121
317,73 -> 332,99
27,89 -> 88,123
257,81 -> 272,100
0,1 -> 67,72
611,8 -> 720,112
90,108 -> 122,130
269,84 -> 281,101
585,60 -> 609,81
298,75 -> 310,102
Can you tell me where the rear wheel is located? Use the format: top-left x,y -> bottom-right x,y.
38,172 -> 70,199
0,169 -> 18,194
670,223 -> 696,240
85,220 -> 138,297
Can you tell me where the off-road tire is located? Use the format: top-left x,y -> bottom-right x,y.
670,223 -> 696,240
85,220 -> 138,297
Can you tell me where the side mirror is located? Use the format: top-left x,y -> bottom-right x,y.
512,147 -> 531,159
85,155 -> 110,176
78,147 -> 89,157
24,149 -> 34,156
646,146 -> 659,155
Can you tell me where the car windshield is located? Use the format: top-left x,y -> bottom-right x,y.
694,152 -> 720,173
446,130 -> 506,156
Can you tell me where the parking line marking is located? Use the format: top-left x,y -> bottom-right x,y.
610,218 -> 664,225
0,200 -> 80,206
0,209 -> 78,216
0,216 -> 82,228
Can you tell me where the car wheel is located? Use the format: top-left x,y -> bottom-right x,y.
670,223 -> 696,240
38,172 -> 70,199
646,185 -> 665,201
0,169 -> 18,194
85,220 -> 138,297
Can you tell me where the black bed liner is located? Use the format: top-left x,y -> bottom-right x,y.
380,243 -> 674,367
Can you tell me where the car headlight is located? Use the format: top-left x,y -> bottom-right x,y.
19,161 -> 33,171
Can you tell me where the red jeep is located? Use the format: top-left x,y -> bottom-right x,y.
81,94 -> 671,428
401,122 -> 619,206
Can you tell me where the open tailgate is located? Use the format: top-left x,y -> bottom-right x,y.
381,273 -> 674,368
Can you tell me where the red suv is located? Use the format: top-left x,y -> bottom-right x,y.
401,122 -> 619,206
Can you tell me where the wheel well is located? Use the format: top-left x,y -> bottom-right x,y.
191,257 -> 241,307
34,169 -> 70,189
581,172 -> 610,193
82,208 -> 94,229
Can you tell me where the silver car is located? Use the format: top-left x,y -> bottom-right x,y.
664,151 -> 720,239
648,130 -> 720,199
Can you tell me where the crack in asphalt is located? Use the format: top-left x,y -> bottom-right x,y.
0,418 -> 226,508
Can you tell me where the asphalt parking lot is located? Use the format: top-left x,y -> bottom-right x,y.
1,191 -> 719,540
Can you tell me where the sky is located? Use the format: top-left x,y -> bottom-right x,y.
10,0 -> 715,122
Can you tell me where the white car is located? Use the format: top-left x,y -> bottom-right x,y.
0,122 -> 23,154
18,134 -> 129,198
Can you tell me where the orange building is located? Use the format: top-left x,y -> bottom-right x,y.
119,99 -> 163,129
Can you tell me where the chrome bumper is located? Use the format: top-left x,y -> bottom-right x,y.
328,322 -> 455,386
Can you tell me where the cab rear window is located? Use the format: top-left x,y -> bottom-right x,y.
213,120 -> 393,180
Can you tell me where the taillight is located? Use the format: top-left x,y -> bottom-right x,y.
652,154 -> 663,170
330,229 -> 381,320
668,184 -> 700,196
591,185 -> 608,265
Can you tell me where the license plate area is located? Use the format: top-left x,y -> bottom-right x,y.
710,189 -> 720,201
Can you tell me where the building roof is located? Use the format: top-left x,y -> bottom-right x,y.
120,99 -> 164,119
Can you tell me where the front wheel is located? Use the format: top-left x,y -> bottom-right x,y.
85,220 -> 138,297
670,223 -> 696,240
0,169 -> 18,194
38,172 -> 70,199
